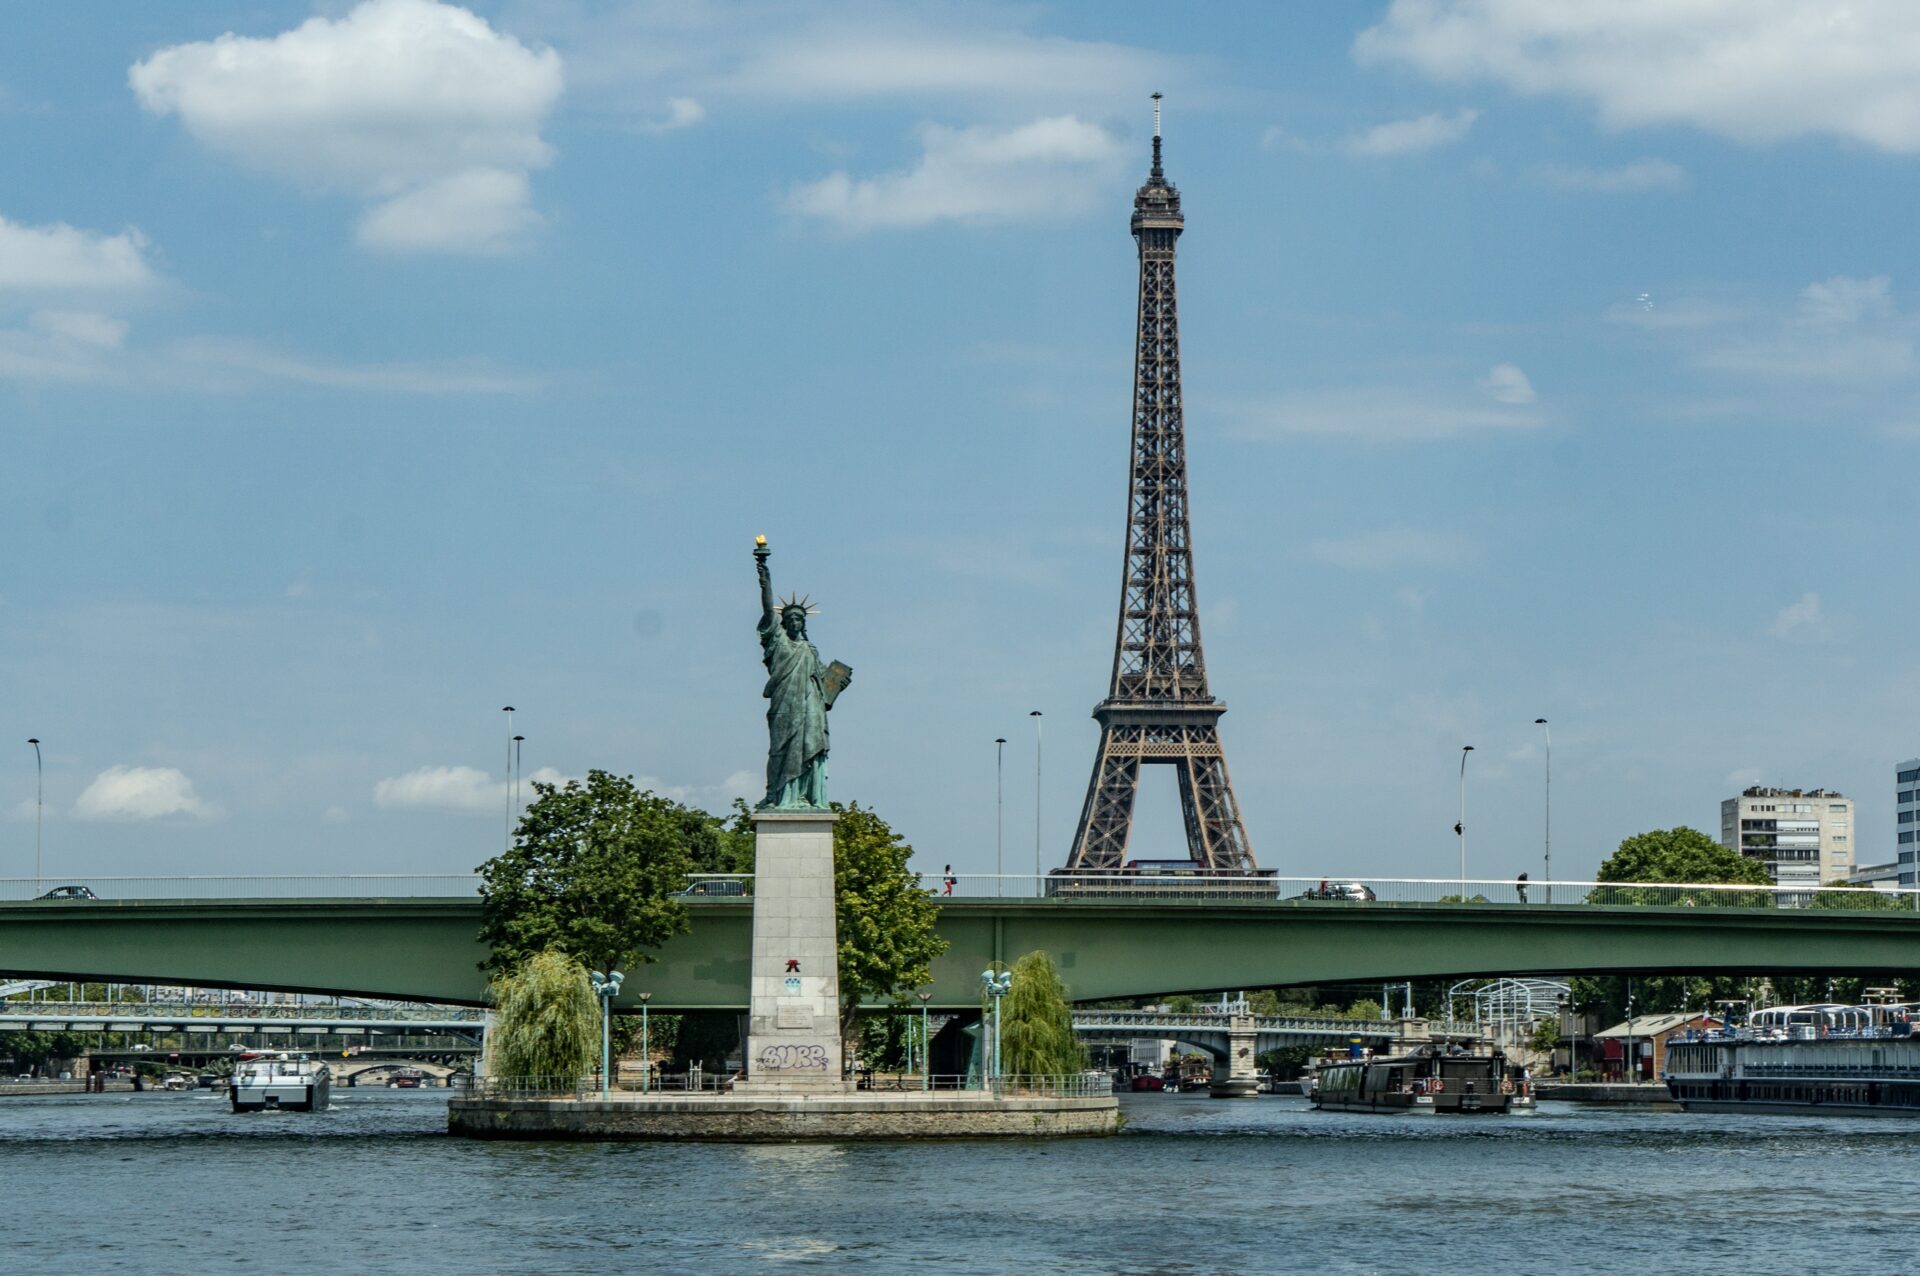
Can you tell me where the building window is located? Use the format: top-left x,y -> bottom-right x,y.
1902,831 -> 1915,845
1903,811 -> 1915,824
1901,768 -> 1920,785
1829,803 -> 1849,811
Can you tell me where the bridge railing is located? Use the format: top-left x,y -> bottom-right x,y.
1071,1010 -> 1481,1037
0,875 -> 483,901
0,1000 -> 486,1023
919,874 -> 1920,910
2,872 -> 1914,911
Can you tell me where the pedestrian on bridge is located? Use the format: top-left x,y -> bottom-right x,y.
1516,872 -> 1529,905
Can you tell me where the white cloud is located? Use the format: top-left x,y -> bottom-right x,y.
1346,107 -> 1479,156
1692,275 -> 1913,383
73,766 -> 215,822
1357,1 -> 1920,152
787,116 -> 1127,232
130,0 -> 563,254
1540,158 -> 1686,192
635,97 -> 704,134
1223,383 -> 1545,442
0,216 -> 155,296
354,169 -> 539,255
1769,592 -> 1829,642
1308,528 -> 1474,570
373,764 -> 570,814
1478,362 -> 1536,404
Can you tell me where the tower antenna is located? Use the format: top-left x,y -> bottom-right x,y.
1151,92 -> 1164,176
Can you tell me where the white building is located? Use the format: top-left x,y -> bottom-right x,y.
1898,758 -> 1920,887
1719,787 -> 1854,890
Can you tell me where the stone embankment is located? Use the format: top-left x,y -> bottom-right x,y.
1533,1081 -> 1677,1107
0,1080 -> 139,1098
450,1091 -> 1121,1141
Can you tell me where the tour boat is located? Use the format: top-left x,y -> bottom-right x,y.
1310,1043 -> 1525,1115
228,1052 -> 331,1113
1665,1003 -> 1920,1116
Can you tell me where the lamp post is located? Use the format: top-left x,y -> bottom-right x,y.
512,734 -> 524,816
638,991 -> 652,1093
1534,719 -> 1551,905
588,968 -> 624,1100
1456,746 -> 1475,897
1624,982 -> 1636,1083
26,738 -> 42,887
1030,711 -> 1043,893
981,966 -> 1012,1086
995,737 -> 1007,883
918,990 -> 933,1091
501,706 -> 515,854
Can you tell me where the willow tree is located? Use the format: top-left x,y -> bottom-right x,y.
999,950 -> 1084,1078
488,950 -> 598,1081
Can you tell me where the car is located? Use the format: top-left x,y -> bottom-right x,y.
1297,882 -> 1377,902
36,884 -> 98,900
676,879 -> 747,897
130,1044 -> 152,1052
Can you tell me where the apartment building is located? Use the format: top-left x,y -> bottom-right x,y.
1719,786 -> 1854,890
1897,758 -> 1920,887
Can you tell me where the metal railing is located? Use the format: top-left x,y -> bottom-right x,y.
989,1073 -> 1114,1098
2,871 -> 1914,912
0,1000 -> 486,1023
0,875 -> 482,902
1071,1009 -> 1479,1037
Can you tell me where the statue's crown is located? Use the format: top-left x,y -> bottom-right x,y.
779,593 -> 819,616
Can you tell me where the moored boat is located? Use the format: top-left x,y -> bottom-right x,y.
228,1052 -> 331,1113
1310,1044 -> 1525,1115
1665,1002 -> 1920,1116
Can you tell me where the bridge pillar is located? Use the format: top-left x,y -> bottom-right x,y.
1209,1015 -> 1259,1098
738,811 -> 847,1095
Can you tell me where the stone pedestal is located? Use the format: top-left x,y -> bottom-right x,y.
1210,1014 -> 1260,1097
739,810 -> 846,1094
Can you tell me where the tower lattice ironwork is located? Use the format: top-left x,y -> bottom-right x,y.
1065,98 -> 1258,874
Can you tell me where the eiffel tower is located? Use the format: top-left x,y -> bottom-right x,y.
1064,97 -> 1258,874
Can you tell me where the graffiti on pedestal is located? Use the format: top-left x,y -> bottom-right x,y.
758,1043 -> 829,1072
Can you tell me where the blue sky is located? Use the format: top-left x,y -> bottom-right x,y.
5,0 -> 1920,884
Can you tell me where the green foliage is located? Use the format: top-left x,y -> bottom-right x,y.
1809,880 -> 1912,912
476,769 -> 699,976
1341,999 -> 1386,1022
1591,827 -> 1771,905
1528,1016 -> 1561,1055
1000,951 -> 1085,1077
6,1031 -> 87,1072
488,950 -> 599,1080
671,1012 -> 740,1071
832,802 -> 949,1036
1165,994 -> 1201,1013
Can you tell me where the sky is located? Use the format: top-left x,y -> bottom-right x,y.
5,0 -> 1920,885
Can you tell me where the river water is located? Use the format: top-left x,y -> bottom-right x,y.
2,1089 -> 1910,1273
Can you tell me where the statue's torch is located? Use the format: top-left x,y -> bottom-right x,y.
753,534 -> 770,560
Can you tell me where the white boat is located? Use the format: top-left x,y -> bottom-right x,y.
228,1052 -> 331,1113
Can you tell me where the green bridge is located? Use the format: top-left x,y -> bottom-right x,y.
4,877 -> 1918,1010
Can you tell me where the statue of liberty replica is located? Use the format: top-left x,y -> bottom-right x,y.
753,537 -> 851,809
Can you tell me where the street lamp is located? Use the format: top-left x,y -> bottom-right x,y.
501,706 -> 515,855
638,991 -> 652,1093
1456,746 -> 1475,897
1535,719 -> 1551,905
588,968 -> 624,1100
512,734 -> 525,817
1030,712 -> 1044,892
26,738 -> 42,887
995,738 -> 1008,884
981,966 -> 1012,1086
918,989 -> 933,1091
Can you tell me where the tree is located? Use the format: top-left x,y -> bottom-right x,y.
1000,950 -> 1085,1077
832,802 -> 948,1040
487,950 -> 598,1080
1593,827 -> 1770,906
476,770 -> 698,977
1809,880 -> 1910,912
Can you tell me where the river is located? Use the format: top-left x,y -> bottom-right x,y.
1,1088 -> 1907,1273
